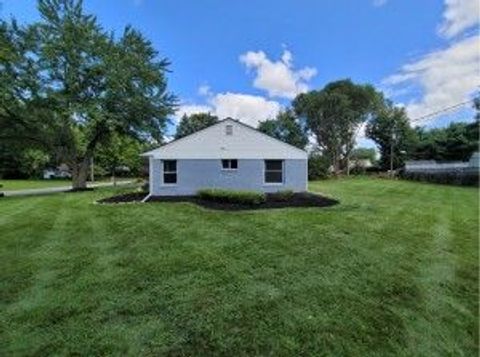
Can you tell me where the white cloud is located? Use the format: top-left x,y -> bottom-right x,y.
372,0 -> 388,7
211,92 -> 281,126
383,35 -> 480,123
438,0 -> 480,39
239,49 -> 317,99
174,104 -> 213,121
175,93 -> 281,127
198,85 -> 212,96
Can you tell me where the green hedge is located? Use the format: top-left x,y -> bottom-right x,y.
400,170 -> 479,186
197,188 -> 266,205
269,189 -> 294,202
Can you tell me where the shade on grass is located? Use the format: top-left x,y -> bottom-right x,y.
0,178 -> 478,355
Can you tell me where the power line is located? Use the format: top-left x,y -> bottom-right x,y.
410,100 -> 473,123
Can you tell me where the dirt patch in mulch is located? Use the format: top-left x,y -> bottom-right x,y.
98,192 -> 338,211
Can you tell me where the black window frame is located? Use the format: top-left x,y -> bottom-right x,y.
163,160 -> 177,185
221,159 -> 238,170
264,160 -> 283,184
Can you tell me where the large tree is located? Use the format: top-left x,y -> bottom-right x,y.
365,104 -> 416,170
257,109 -> 308,149
293,79 -> 382,173
174,112 -> 218,139
0,0 -> 176,188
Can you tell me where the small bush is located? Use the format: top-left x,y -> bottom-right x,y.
270,189 -> 294,202
198,188 -> 266,205
141,181 -> 149,192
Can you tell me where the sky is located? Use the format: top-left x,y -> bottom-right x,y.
2,0 -> 479,147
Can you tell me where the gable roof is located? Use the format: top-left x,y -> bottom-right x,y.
142,118 -> 307,160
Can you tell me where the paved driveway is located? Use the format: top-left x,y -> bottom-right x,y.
2,181 -> 134,197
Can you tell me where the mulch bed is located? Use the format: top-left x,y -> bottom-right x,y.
98,192 -> 338,211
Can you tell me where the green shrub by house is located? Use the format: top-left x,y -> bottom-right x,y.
197,188 -> 266,205
270,189 -> 294,201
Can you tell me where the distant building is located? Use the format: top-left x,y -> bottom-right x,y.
405,152 -> 479,173
43,164 -> 71,179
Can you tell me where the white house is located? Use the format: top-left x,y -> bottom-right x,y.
141,118 -> 308,196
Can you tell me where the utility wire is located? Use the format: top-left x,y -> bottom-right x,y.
410,100 -> 473,123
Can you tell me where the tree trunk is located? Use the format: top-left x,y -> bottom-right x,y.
71,158 -> 90,190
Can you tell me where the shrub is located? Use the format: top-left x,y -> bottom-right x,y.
270,189 -> 294,202
197,188 -> 266,205
400,170 -> 479,186
308,154 -> 331,180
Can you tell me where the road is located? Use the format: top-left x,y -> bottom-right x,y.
2,180 -> 134,197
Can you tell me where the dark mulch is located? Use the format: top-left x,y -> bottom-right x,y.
98,192 -> 338,211
67,187 -> 95,193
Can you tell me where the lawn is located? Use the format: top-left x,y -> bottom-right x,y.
0,179 -> 73,191
0,178 -> 131,191
0,177 -> 478,356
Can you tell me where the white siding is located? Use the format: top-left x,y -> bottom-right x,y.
142,119 -> 307,160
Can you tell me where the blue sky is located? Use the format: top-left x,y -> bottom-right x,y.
2,0 -> 479,146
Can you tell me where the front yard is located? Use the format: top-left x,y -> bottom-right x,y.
1,178 -> 478,355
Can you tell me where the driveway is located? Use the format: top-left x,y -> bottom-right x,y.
2,180 -> 134,197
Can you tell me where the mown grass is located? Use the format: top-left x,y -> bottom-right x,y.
0,179 -> 72,190
0,178 -> 131,191
0,177 -> 478,356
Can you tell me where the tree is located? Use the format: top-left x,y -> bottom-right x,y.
351,147 -> 376,162
257,109 -> 308,149
366,104 -> 416,170
293,79 -> 382,173
95,133 -> 145,184
0,19 -> 54,155
174,113 -> 218,139
0,0 -> 176,189
412,122 -> 478,162
474,93 -> 480,121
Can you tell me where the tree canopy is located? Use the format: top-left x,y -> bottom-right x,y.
351,147 -> 376,162
293,79 -> 382,173
411,122 -> 478,162
174,113 -> 218,139
365,104 -> 417,170
0,0 -> 176,187
257,109 -> 308,149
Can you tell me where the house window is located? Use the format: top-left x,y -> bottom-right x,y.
264,160 -> 283,183
222,159 -> 238,170
225,124 -> 233,135
163,160 -> 177,184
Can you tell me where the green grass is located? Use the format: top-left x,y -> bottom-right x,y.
0,178 -> 131,191
0,179 -> 73,190
0,177 -> 478,356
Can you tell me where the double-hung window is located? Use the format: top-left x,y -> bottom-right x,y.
222,159 -> 238,170
264,160 -> 283,184
163,160 -> 177,184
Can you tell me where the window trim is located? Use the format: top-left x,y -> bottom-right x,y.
162,160 -> 177,186
221,159 -> 238,171
264,159 -> 284,185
